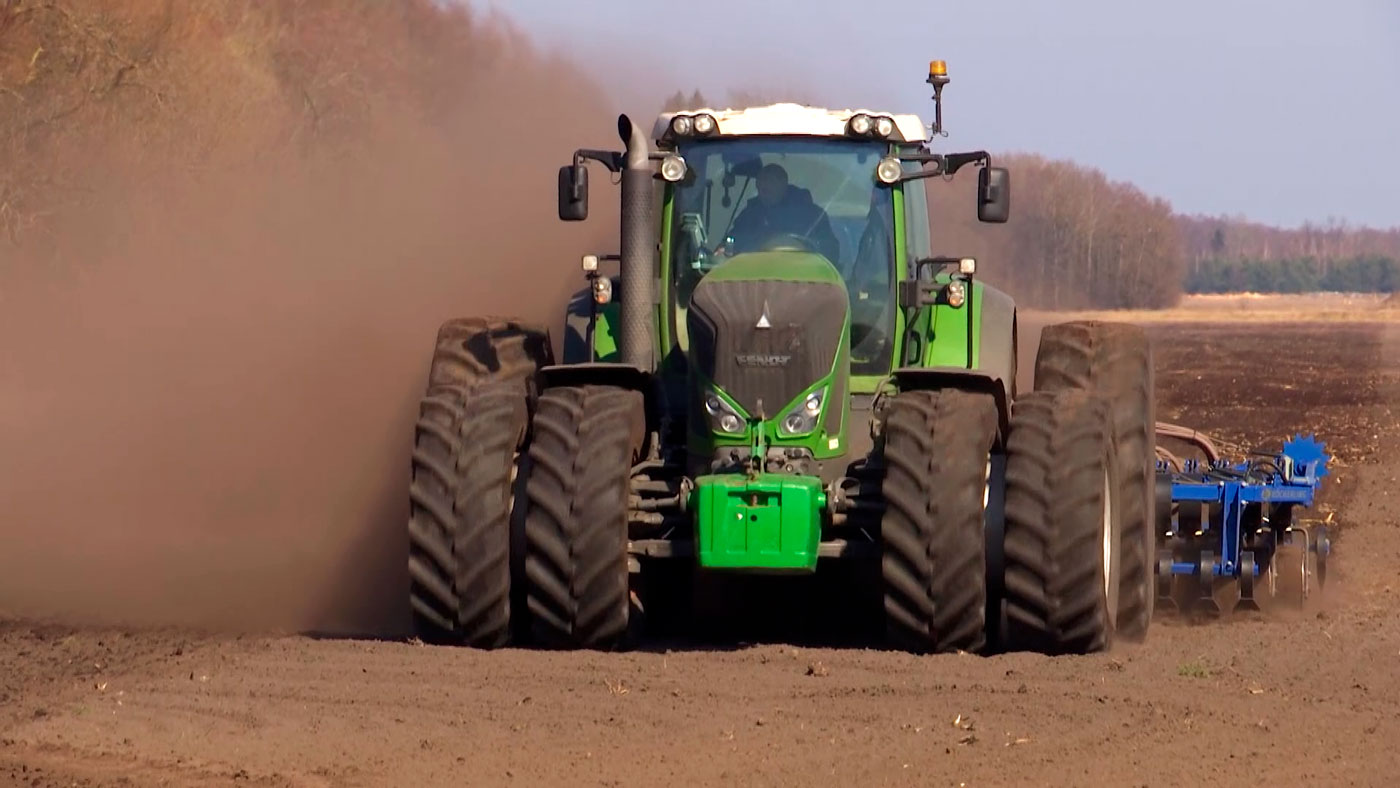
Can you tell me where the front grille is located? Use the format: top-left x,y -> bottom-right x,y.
687,278 -> 847,417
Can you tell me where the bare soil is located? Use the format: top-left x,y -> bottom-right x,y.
1034,292 -> 1400,323
5,318 -> 1400,787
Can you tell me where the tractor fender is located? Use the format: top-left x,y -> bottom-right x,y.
976,285 -> 1018,400
891,366 -> 1010,445
561,286 -> 593,364
538,363 -> 652,393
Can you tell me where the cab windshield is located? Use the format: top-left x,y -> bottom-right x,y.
668,137 -> 896,375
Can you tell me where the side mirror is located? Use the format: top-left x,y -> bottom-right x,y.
977,166 -> 1010,223
558,164 -> 589,221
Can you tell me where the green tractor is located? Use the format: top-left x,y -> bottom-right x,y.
407,62 -> 1157,655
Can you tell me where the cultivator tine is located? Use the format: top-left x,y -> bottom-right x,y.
1196,550 -> 1224,617
1154,547 -> 1179,615
1286,525 -> 1311,600
1313,523 -> 1330,587
1266,527 -> 1311,607
1236,550 -> 1260,613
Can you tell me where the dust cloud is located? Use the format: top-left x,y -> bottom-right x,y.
0,1 -> 629,636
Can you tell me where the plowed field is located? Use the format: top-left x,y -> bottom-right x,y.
5,316 -> 1399,787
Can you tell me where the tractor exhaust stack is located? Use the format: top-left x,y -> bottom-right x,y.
617,114 -> 655,371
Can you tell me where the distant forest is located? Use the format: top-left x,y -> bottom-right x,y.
1177,216 -> 1400,295
662,91 -> 1400,309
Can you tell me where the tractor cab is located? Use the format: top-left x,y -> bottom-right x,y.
655,112 -> 921,377
557,67 -> 1014,407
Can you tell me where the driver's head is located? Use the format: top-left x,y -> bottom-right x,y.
756,163 -> 789,207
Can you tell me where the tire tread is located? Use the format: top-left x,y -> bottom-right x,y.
880,389 -> 997,654
1003,388 -> 1117,655
523,385 -> 642,650
1033,321 -> 1155,640
408,382 -> 527,648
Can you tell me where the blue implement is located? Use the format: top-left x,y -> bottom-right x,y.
1154,434 -> 1331,614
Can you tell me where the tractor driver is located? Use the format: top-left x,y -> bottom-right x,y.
725,163 -> 842,263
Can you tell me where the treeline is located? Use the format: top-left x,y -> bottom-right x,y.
1185,256 -> 1400,294
1178,214 -> 1400,264
0,0 -> 611,259
922,154 -> 1186,309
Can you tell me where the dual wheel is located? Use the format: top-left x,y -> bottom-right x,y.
407,315 -> 645,649
880,321 -> 1156,655
407,317 -> 551,647
408,315 -> 650,649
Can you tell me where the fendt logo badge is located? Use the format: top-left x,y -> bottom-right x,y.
739,299 -> 792,365
736,353 -> 791,367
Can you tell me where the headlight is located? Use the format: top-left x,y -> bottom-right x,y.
874,116 -> 895,138
704,388 -> 746,435
693,113 -> 717,135
848,113 -> 873,136
670,115 -> 694,136
593,276 -> 613,305
876,156 -> 902,185
778,387 -> 826,437
946,281 -> 966,308
660,154 -> 688,182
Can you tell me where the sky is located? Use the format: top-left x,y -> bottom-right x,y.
470,0 -> 1399,230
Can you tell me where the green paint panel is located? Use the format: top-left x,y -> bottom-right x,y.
591,301 -> 620,362
849,374 -> 888,395
692,474 -> 826,572
701,251 -> 848,288
922,280 -> 984,370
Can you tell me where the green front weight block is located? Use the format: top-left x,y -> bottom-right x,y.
691,474 -> 827,573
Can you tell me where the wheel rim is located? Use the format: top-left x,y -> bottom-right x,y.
508,453 -> 519,515
982,458 -> 992,511
1102,469 -> 1114,602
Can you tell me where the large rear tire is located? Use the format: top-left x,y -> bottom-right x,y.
522,385 -> 644,650
880,389 -> 998,654
427,316 -> 554,392
407,315 -> 550,647
1002,389 -> 1122,655
1032,321 -> 1155,640
408,382 -> 529,647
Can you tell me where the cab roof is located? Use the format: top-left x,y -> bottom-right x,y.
653,102 -> 930,145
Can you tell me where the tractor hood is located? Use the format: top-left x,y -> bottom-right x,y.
685,251 -> 850,426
